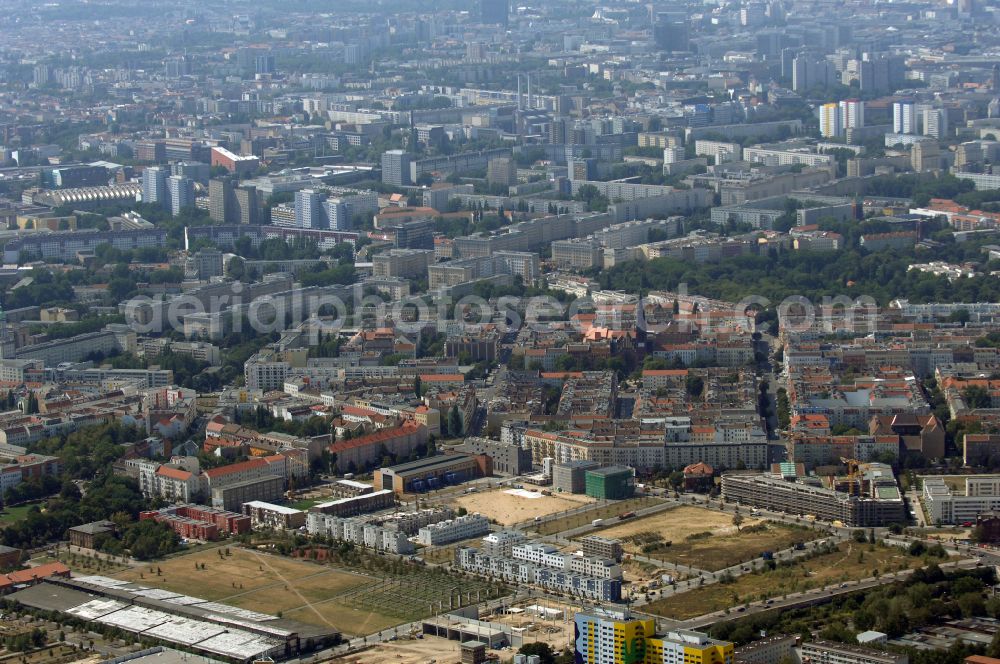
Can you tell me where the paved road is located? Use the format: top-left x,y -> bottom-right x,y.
907,485 -> 929,527
542,497 -> 680,539
625,535 -> 845,606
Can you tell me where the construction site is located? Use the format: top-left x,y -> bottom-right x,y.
332,599 -> 575,664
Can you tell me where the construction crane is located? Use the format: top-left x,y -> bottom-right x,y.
840,457 -> 862,496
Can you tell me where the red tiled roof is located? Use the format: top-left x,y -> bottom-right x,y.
684,462 -> 714,475
329,423 -> 422,453
0,562 -> 70,589
204,457 -> 269,479
156,466 -> 192,481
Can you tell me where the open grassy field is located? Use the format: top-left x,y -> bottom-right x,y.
113,545 -> 507,637
451,488 -> 593,526
32,550 -> 129,576
0,503 -> 39,527
418,542 -> 466,565
113,546 -> 363,601
111,546 -> 392,635
533,496 -> 665,536
594,505 -> 736,542
286,604 -> 401,637
643,542 -> 931,620
590,506 -> 819,571
288,496 -> 327,511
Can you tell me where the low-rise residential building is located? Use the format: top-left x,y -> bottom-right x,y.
417,513 -> 490,545
456,547 -> 622,602
311,489 -> 396,517
580,535 -> 624,562
242,501 -> 306,530
306,512 -> 414,554
963,434 -> 1000,466
511,542 -> 622,579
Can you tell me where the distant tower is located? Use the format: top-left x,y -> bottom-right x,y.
141,166 -> 169,208
992,64 -> 999,91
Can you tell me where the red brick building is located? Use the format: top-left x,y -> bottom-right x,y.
683,462 -> 715,492
210,146 -> 260,177
140,504 -> 251,541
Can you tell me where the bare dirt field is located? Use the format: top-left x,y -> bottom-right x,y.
333,637 -> 465,664
924,527 -> 972,541
590,506 -> 819,571
533,496 -> 664,535
491,604 -> 574,651
594,505 -> 740,542
451,488 -> 593,526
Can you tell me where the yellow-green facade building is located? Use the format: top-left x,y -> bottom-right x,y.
574,611 -> 734,664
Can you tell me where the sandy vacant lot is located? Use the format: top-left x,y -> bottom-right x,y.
334,637 -> 464,664
451,488 -> 593,526
594,505 -> 745,542
334,604 -> 575,664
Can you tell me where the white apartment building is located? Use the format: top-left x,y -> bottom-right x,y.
922,475 -> 1000,524
482,530 -> 527,557
455,547 -> 622,602
244,353 -> 292,392
135,459 -> 205,503
512,542 -> 568,569
742,146 -> 835,168
416,513 -> 490,545
695,140 -> 742,163
0,359 -> 43,383
306,512 -> 414,554
511,542 -> 622,579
